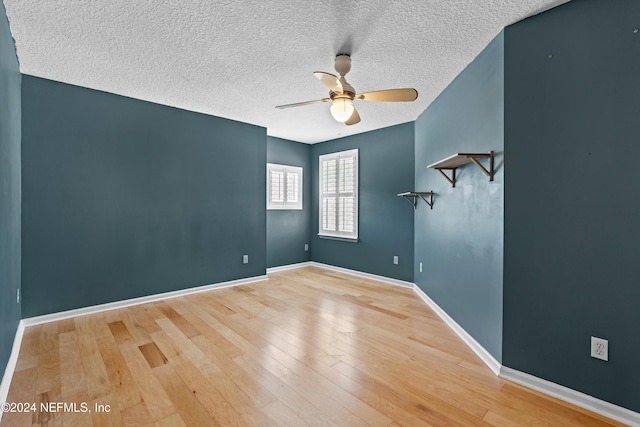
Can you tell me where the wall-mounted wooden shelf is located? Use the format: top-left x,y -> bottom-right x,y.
427,151 -> 494,187
397,192 -> 434,209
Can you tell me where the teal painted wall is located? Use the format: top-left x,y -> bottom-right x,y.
503,0 -> 640,412
21,76 -> 266,317
266,137 -> 311,268
0,0 -> 21,381
310,123 -> 415,282
414,33 -> 504,361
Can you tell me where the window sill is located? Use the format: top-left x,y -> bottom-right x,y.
267,207 -> 303,210
318,234 -> 359,243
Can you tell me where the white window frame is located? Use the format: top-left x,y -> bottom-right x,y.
318,149 -> 358,240
267,163 -> 303,210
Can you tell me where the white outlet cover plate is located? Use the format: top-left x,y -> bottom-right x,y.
591,336 -> 608,361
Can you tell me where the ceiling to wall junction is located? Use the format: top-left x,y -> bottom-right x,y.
5,0 -> 568,143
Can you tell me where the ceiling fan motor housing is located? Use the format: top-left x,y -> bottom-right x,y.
332,54 -> 355,99
334,54 -> 351,76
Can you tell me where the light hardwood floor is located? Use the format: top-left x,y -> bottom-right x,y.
1,267 -> 624,426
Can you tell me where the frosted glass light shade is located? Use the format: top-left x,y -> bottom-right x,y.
330,98 -> 354,122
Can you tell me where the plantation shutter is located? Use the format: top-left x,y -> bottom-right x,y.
319,149 -> 358,239
267,164 -> 303,210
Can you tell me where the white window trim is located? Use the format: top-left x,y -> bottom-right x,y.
318,149 -> 358,240
267,163 -> 303,210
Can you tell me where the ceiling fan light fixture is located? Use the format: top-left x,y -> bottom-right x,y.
330,97 -> 354,122
275,54 -> 418,126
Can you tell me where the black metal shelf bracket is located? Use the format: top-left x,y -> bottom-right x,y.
397,192 -> 434,210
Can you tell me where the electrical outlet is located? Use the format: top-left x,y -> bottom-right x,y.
17,288 -> 20,304
591,336 -> 608,361
243,255 -> 249,264
393,256 -> 399,265
304,244 -> 309,252
419,262 -> 423,273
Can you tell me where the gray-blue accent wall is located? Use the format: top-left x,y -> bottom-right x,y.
266,136 -> 311,268
0,0 -> 21,381
21,76 -> 267,317
414,32 -> 504,362
310,123 -> 415,282
503,0 -> 640,412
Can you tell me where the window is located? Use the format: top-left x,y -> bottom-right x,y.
267,163 -> 303,210
319,149 -> 358,239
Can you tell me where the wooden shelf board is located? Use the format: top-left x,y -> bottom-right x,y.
397,191 -> 433,196
427,153 -> 491,170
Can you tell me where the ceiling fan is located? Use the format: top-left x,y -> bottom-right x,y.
275,54 -> 418,125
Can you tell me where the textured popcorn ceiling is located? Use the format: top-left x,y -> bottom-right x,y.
5,0 -> 567,143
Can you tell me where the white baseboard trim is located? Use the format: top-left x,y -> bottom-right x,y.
411,285 -> 502,376
0,319 -> 25,424
22,274 -> 268,327
308,262 -> 415,288
266,262 -> 313,274
500,366 -> 640,426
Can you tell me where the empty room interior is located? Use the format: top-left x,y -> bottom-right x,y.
1,0 -> 639,425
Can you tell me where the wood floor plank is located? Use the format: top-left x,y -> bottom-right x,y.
74,316 -> 114,401
310,352 -> 433,427
59,332 -> 88,399
334,360 -> 487,426
1,267 -> 626,427
56,319 -> 76,335
244,346 -> 370,426
33,391 -> 64,427
119,402 -> 155,426
263,344 -> 393,427
181,311 -> 243,359
96,334 -> 143,410
170,359 -> 247,426
117,341 -> 175,422
154,301 -> 201,339
107,321 -> 133,345
190,295 -> 271,349
340,294 -> 410,320
261,400 -> 310,427
35,322 -> 61,394
138,342 -> 168,369
2,367 -> 38,427
32,323 -> 63,427
156,315 -> 276,425
154,413 -> 186,427
151,364 -> 219,427
190,334 -> 277,408
14,326 -> 41,372
153,318 -> 216,372
128,304 -> 163,335
147,330 -> 182,363
232,353 -> 339,427
89,393 -> 122,427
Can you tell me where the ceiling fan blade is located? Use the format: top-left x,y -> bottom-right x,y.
314,71 -> 343,93
356,88 -> 418,102
345,108 -> 361,126
275,98 -> 330,109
